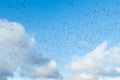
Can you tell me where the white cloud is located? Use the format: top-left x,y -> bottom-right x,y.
79,40 -> 90,47
21,60 -> 61,78
8,77 -> 58,80
65,41 -> 120,80
0,19 -> 62,80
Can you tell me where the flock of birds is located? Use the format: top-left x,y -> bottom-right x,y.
0,0 -> 120,60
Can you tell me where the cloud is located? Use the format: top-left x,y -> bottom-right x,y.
79,40 -> 90,47
65,41 -> 120,80
7,77 -> 59,80
0,19 -> 62,80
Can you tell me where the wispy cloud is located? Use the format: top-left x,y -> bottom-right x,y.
0,19 -> 62,80
79,40 -> 90,47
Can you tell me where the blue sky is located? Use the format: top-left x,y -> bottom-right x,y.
1,0 -> 120,80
